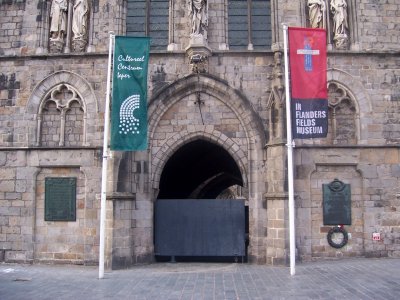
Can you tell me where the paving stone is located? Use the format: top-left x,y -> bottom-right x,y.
0,258 -> 399,300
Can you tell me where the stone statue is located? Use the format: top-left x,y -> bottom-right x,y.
307,0 -> 325,29
72,0 -> 89,40
330,0 -> 349,49
50,0 -> 68,42
188,0 -> 208,38
330,0 -> 348,36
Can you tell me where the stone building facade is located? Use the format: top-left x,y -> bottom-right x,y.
0,0 -> 399,268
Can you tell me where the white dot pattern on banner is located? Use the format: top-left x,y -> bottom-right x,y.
119,94 -> 141,135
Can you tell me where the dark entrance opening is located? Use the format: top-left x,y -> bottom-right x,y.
155,139 -> 248,262
158,139 -> 243,199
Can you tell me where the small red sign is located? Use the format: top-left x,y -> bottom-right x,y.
372,233 -> 381,241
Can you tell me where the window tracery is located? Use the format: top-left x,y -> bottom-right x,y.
37,84 -> 86,147
327,82 -> 357,144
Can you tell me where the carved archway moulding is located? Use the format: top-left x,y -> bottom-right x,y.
148,73 -> 266,145
150,129 -> 249,192
148,73 -> 266,195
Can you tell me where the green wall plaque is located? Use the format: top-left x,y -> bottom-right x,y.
45,177 -> 76,221
323,178 -> 351,225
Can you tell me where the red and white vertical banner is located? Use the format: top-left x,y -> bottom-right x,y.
283,25 -> 328,276
288,27 -> 328,139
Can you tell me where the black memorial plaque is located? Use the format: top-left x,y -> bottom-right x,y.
323,178 -> 351,225
45,177 -> 76,221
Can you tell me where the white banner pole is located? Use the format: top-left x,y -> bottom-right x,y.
282,24 -> 296,276
99,32 -> 114,279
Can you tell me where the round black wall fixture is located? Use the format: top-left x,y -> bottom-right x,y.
327,226 -> 348,249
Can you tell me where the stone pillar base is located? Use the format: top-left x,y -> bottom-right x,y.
264,193 -> 293,266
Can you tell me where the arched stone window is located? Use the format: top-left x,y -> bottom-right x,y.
126,0 -> 169,50
37,84 -> 86,147
327,81 -> 357,144
228,0 -> 271,50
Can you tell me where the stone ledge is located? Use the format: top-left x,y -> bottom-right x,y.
264,193 -> 288,201
106,192 -> 135,201
264,193 -> 289,209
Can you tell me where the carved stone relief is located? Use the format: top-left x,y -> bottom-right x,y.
186,0 -> 211,73
330,0 -> 349,49
306,0 -> 351,50
267,52 -> 285,142
307,0 -> 326,29
188,0 -> 208,40
49,0 -> 89,53
72,0 -> 89,52
49,0 -> 68,52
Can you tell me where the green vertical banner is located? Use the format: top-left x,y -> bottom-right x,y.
110,36 -> 150,151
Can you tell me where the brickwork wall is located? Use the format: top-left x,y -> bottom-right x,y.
169,0 -> 191,50
0,150 -> 34,262
0,149 -> 101,263
0,0 -> 399,266
64,103 -> 84,146
153,93 -> 247,150
110,197 -> 135,268
0,0 -> 25,56
208,0 -> 227,49
266,197 -> 288,265
0,59 -> 105,148
40,102 -> 61,146
295,147 -> 400,260
276,1 -> 400,51
310,165 -> 363,258
34,168 -> 87,263
264,143 -> 288,265
360,148 -> 400,257
358,1 -> 400,50
1,1 -> 399,53
94,0 -> 126,51
109,150 -> 155,267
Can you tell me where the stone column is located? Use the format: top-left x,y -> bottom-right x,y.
106,192 -> 136,269
264,143 -> 293,265
265,193 -> 289,265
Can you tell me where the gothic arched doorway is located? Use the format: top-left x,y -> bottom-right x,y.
155,139 -> 248,262
158,139 -> 243,199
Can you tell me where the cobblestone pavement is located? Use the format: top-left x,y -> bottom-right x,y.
0,258 -> 399,300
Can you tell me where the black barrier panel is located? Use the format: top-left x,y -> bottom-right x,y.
155,199 -> 245,257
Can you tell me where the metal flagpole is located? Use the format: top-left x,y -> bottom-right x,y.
99,31 -> 114,279
282,24 -> 296,276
